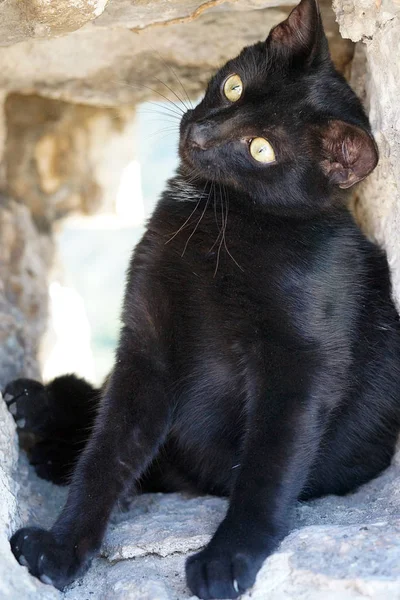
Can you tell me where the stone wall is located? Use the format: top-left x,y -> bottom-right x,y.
334,0 -> 400,310
0,198 -> 51,388
5,95 -> 136,228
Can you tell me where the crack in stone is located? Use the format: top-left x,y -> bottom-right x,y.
129,0 -> 230,33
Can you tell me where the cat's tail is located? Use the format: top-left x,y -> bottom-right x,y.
3,374 -> 101,485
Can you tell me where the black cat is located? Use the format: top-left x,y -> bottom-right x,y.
5,0 -> 400,597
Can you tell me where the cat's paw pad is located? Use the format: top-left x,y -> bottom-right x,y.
186,545 -> 260,599
10,527 -> 85,590
3,378 -> 49,434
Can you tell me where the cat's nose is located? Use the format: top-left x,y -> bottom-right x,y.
187,122 -> 210,150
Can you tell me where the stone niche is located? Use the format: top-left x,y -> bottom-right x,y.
0,1 -> 399,599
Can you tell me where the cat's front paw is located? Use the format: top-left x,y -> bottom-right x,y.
186,543 -> 264,599
10,527 -> 89,590
3,378 -> 50,435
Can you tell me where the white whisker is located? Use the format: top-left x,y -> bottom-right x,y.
182,182 -> 211,257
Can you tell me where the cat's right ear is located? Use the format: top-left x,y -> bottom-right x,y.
266,0 -> 329,66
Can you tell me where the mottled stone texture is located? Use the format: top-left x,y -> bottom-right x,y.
4,95 -> 136,229
0,2 -> 352,105
0,1 -> 307,47
9,452 -> 400,599
0,0 -> 109,46
0,198 -> 51,388
0,396 -> 59,599
0,93 -> 137,390
0,0 -> 400,599
341,8 -> 400,310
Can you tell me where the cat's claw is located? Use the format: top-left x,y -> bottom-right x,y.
10,527 -> 88,590
186,544 -> 261,599
3,378 -> 50,434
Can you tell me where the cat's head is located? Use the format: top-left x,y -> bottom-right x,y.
179,0 -> 378,213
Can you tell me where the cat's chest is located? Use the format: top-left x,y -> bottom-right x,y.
161,202 -> 311,296
161,200 -> 288,270
148,190 -> 354,326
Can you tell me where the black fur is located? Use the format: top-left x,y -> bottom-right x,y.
5,375 -> 99,484
5,1 -> 400,597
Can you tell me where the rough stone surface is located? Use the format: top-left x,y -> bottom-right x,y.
4,95 -> 136,228
89,0 -> 283,31
0,0 -> 109,46
6,445 -> 400,599
0,198 -> 51,388
334,1 -> 400,311
0,92 -> 6,175
0,395 -> 59,599
0,2 -> 353,106
0,1 -> 296,48
102,495 -> 226,561
333,0 -> 400,43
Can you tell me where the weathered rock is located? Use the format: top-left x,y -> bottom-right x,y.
0,198 -> 51,388
75,458 -> 400,598
333,0 -> 400,311
8,449 -> 400,599
0,395 -> 60,599
102,494 -> 227,561
4,95 -> 136,229
65,554 -> 190,600
0,1 -> 295,48
0,0 -> 109,47
333,0 -> 400,43
0,2 -> 353,106
89,0 -> 284,31
246,522 -> 400,600
0,91 -> 6,179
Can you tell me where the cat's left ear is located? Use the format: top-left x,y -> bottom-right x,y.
267,0 -> 329,65
319,120 -> 378,189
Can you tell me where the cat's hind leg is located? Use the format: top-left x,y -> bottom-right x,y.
4,374 -> 99,484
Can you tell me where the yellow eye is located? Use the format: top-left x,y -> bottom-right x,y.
249,137 -> 276,164
223,74 -> 243,102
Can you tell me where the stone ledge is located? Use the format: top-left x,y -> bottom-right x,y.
7,427 -> 400,599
